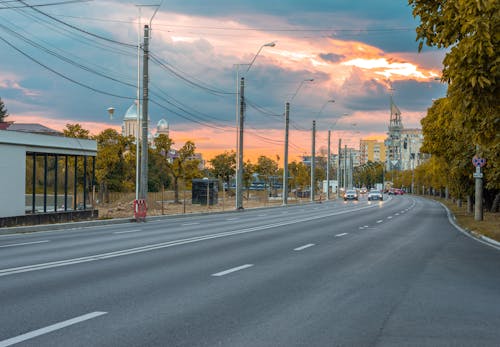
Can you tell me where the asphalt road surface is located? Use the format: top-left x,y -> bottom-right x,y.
1,195 -> 499,346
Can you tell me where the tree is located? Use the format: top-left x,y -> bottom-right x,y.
151,134 -> 174,192
94,129 -> 134,201
243,160 -> 255,199
409,0 -> 499,186
170,140 -> 197,203
255,155 -> 279,194
63,123 -> 90,139
209,151 -> 236,188
0,97 -> 8,122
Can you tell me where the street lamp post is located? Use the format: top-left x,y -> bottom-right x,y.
235,41 -> 276,210
283,78 -> 314,206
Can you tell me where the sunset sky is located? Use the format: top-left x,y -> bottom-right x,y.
0,0 -> 447,163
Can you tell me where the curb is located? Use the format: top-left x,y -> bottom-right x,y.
439,201 -> 500,251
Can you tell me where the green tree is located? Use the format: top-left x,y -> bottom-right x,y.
243,160 -> 255,199
0,97 -> 9,122
94,129 -> 134,201
255,155 -> 279,194
409,0 -> 499,190
63,123 -> 90,139
288,161 -> 310,193
170,140 -> 198,203
209,151 -> 236,188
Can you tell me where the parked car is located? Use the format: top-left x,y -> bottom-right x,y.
388,188 -> 404,195
367,189 -> 383,201
343,189 -> 358,201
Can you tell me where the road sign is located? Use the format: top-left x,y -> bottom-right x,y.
472,156 -> 486,168
473,172 -> 483,179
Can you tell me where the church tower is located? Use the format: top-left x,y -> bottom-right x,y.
385,96 -> 404,171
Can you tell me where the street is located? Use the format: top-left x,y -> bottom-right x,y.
1,195 -> 499,346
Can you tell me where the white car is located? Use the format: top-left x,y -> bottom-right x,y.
367,189 -> 383,201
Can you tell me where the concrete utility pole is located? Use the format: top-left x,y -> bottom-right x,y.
326,130 -> 331,200
344,145 -> 347,191
311,120 -> 316,202
236,77 -> 245,210
140,24 -> 149,201
282,102 -> 290,205
337,139 -> 341,197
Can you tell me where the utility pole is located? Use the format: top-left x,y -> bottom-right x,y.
236,77 -> 245,210
140,24 -> 149,202
326,129 -> 331,200
283,102 -> 290,205
311,120 -> 316,202
337,139 -> 341,197
344,145 -> 347,191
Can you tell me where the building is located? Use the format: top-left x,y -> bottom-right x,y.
384,98 -> 427,172
359,139 -> 386,165
122,103 -> 141,139
155,119 -> 169,138
385,97 -> 404,171
400,128 -> 426,171
0,129 -> 97,226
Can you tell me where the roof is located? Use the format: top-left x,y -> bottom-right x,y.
7,123 -> 62,136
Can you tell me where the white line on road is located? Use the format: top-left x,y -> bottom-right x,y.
0,202 -> 383,278
395,213 -> 400,216
0,311 -> 107,347
387,216 -> 393,219
226,218 -> 239,221
376,220 -> 383,223
335,233 -> 348,237
113,229 -> 140,235
257,214 -> 267,217
294,243 -> 315,251
181,222 -> 200,226
212,264 -> 253,277
0,240 -> 49,248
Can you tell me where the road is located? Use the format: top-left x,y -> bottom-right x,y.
1,195 -> 499,346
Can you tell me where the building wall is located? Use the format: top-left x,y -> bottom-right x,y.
0,144 -> 25,218
360,140 -> 386,165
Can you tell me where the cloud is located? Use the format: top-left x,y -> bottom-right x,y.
319,53 -> 345,63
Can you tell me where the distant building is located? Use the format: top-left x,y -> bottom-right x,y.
360,139 -> 386,165
400,128 -> 427,171
122,103 -> 141,139
155,119 -> 169,138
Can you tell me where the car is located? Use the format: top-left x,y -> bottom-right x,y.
388,188 -> 404,195
343,189 -> 358,201
367,189 -> 383,201
360,187 -> 368,194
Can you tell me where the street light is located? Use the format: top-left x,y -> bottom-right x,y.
235,41 -> 276,210
283,78 -> 314,205
107,107 -> 115,119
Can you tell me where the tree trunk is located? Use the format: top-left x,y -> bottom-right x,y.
467,195 -> 473,214
174,176 -> 179,203
456,199 -> 462,208
491,192 -> 500,213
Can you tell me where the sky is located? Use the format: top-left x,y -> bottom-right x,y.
0,0 -> 447,163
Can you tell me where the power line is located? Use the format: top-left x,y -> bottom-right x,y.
0,0 -> 91,9
0,35 -> 135,99
13,0 -> 137,48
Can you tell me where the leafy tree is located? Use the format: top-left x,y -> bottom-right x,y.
170,140 -> 197,203
63,123 -> 90,139
209,151 -> 236,188
409,0 -> 499,192
288,161 -> 310,192
243,160 -> 255,199
94,129 -> 134,201
255,155 -> 279,193
0,97 -> 9,122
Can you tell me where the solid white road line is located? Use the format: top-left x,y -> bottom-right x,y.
113,229 -> 140,235
0,202 -> 383,278
225,218 -> 239,221
212,264 -> 253,277
294,243 -> 315,251
0,240 -> 49,248
181,222 -> 200,226
258,214 -> 267,217
335,233 -> 348,237
0,311 -> 107,347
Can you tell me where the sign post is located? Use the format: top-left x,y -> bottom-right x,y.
472,156 -> 486,221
